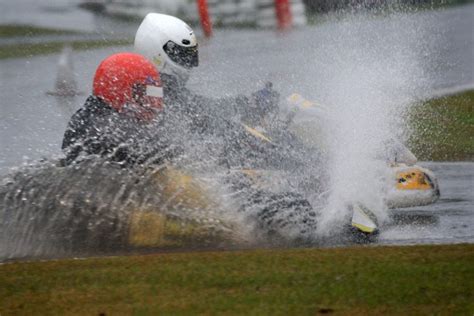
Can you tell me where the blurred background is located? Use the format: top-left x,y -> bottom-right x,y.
0,0 -> 472,172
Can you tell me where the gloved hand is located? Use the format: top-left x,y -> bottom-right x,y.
243,82 -> 280,128
252,82 -> 280,115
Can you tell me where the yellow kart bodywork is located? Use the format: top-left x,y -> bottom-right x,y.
126,166 -> 240,248
395,167 -> 434,190
386,164 -> 440,208
0,161 -> 248,258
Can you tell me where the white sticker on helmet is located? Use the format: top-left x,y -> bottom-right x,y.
146,85 -> 163,98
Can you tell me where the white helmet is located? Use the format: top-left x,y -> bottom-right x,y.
135,13 -> 198,80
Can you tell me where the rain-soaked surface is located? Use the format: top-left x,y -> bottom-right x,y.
1,4 -> 473,172
0,0 -> 134,34
0,3 -> 473,261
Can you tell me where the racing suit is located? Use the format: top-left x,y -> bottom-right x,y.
61,96 -> 175,167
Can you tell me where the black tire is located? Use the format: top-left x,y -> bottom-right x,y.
245,190 -> 318,244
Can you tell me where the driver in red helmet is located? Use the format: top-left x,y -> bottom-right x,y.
62,52 -> 171,166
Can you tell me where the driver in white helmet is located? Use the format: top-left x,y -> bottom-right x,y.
134,13 -> 279,133
134,14 -> 328,243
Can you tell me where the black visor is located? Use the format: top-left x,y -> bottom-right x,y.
163,41 -> 198,69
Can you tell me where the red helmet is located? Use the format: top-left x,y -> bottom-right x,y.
93,53 -> 163,119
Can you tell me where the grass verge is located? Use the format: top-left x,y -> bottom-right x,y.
1,244 -> 473,315
0,24 -> 132,59
408,90 -> 474,161
0,39 -> 133,60
0,25 -> 80,38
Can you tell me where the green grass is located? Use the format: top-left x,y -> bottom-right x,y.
0,39 -> 133,60
1,244 -> 473,315
408,90 -> 474,161
0,24 -> 132,59
0,25 -> 80,38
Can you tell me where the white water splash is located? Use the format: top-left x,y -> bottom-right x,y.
289,11 -> 436,235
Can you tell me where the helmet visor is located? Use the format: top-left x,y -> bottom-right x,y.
163,41 -> 198,69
